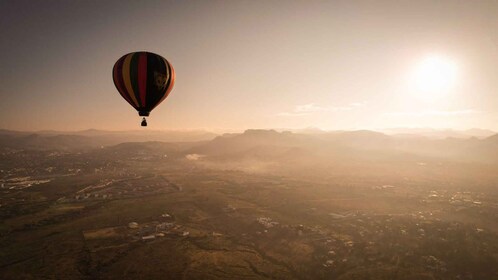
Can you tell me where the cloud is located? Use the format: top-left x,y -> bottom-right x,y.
295,103 -> 329,113
276,112 -> 311,117
277,102 -> 366,117
349,102 -> 366,108
385,109 -> 480,117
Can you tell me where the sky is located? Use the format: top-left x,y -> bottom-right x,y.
1,0 -> 497,131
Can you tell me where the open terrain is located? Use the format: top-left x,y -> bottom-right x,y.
0,129 -> 497,279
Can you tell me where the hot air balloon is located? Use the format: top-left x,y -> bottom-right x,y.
113,52 -> 175,126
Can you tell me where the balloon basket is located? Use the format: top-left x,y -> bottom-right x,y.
141,117 -> 147,127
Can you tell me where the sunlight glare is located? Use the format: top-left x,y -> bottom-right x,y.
411,55 -> 458,101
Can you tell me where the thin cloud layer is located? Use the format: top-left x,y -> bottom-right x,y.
385,109 -> 480,117
277,102 -> 366,117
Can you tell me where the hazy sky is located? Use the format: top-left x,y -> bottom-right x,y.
1,0 -> 497,131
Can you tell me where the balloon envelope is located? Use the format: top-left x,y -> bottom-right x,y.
113,52 -> 175,116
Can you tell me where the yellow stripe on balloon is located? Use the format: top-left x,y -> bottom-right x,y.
154,57 -> 173,107
122,54 -> 139,107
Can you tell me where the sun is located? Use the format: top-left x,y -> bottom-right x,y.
410,55 -> 458,102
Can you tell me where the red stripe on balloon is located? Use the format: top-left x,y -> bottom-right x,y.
138,53 -> 148,107
165,61 -> 175,97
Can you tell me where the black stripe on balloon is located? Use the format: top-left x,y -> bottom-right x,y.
150,57 -> 171,111
129,53 -> 142,108
145,54 -> 167,112
145,53 -> 157,112
154,56 -> 169,110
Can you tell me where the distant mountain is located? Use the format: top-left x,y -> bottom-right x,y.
76,129 -> 217,144
0,129 -> 218,151
484,133 -> 498,141
186,129 -> 498,164
99,141 -> 200,158
382,127 -> 496,139
465,128 -> 497,138
187,129 -> 304,156
281,127 -> 328,134
317,130 -> 392,149
1,128 -> 497,164
0,129 -> 32,136
0,133 -> 100,150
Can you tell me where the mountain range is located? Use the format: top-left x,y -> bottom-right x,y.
1,128 -> 497,164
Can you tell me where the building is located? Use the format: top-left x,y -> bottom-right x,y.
128,222 -> 139,229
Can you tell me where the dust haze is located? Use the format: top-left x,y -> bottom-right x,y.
1,0 -> 498,279
1,128 -> 497,279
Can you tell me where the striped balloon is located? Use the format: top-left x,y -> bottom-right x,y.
113,52 -> 175,117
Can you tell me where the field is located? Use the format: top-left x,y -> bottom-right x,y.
1,131 -> 497,279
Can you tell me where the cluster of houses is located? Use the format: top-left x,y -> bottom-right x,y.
257,217 -> 279,228
127,213 -> 190,241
